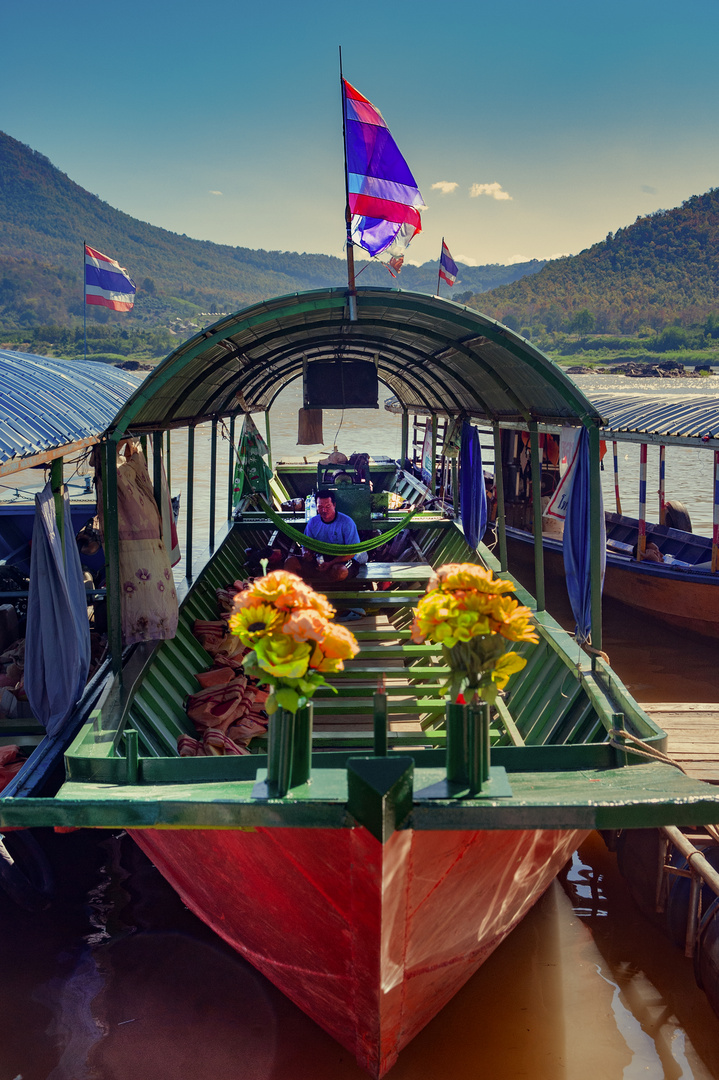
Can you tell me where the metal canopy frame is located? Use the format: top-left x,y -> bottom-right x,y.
106,289 -> 603,436
0,349 -> 142,477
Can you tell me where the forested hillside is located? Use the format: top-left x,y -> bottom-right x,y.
476,190 -> 719,336
0,131 -> 541,344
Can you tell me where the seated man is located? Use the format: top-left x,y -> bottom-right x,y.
632,539 -> 664,563
285,489 -> 366,583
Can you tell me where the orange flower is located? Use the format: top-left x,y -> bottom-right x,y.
429,563 -> 517,596
240,570 -> 336,618
282,608 -> 331,644
317,622 -> 360,661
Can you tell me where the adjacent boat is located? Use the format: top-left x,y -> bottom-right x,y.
4,292 -> 719,1076
0,349 -> 140,798
496,392 -> 719,638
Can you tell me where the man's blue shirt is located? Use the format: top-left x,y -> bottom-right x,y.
305,510 -> 360,548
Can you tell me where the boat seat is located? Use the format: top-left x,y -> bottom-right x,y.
356,561 -> 433,582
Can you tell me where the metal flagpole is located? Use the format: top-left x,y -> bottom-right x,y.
437,238 -> 443,297
83,240 -> 87,361
339,47 -> 357,321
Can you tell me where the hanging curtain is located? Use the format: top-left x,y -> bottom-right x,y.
25,483 -> 91,736
460,421 -> 487,550
233,414 -> 272,505
563,426 -> 605,645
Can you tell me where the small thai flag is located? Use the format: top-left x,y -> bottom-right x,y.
84,245 -> 136,311
439,240 -> 458,287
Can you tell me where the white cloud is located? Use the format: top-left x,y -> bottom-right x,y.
209,190 -> 223,196
470,182 -> 513,201
431,180 -> 459,195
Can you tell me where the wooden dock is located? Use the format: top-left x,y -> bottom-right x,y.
641,703 -> 719,784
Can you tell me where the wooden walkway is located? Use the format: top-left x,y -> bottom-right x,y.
312,612 -> 446,747
641,703 -> 719,784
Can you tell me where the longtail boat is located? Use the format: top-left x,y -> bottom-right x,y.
486,392 -> 719,638
4,290 -> 719,1076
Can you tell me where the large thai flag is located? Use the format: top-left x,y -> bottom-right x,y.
84,245 -> 136,311
342,79 -> 425,264
439,240 -> 458,287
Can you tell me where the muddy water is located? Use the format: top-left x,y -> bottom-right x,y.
3,375 -> 719,1077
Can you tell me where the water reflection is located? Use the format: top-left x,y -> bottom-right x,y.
2,829 -> 719,1079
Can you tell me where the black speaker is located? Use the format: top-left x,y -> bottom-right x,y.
304,361 -> 379,409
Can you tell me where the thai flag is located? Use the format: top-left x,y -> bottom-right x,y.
84,245 -> 136,311
342,79 -> 425,263
439,240 -> 458,287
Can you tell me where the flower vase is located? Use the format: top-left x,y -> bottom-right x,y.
445,699 -> 491,793
267,704 -> 313,797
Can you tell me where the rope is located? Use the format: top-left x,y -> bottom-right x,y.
608,728 -> 688,773
256,495 -> 422,556
582,642 -> 611,664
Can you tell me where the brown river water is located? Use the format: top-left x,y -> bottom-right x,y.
3,373 -> 719,1077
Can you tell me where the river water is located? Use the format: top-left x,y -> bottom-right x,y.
3,372 -> 719,1077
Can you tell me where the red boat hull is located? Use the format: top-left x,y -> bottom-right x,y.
132,824 -> 585,1076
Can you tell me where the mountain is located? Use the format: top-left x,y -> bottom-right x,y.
0,131 -> 543,335
474,190 -> 719,335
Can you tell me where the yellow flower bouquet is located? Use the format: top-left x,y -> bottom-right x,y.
410,563 -> 539,706
229,570 -> 359,716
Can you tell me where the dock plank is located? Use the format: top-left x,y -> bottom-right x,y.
640,702 -> 719,784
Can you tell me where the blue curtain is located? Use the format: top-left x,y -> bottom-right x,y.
563,427 -> 598,645
460,421 -> 487,550
25,483 -> 91,736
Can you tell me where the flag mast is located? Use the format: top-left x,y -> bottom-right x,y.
436,237 -> 444,297
339,47 -> 358,322
83,240 -> 87,361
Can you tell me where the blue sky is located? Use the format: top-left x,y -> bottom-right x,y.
3,0 -> 719,267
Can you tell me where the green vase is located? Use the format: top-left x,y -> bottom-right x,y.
445,700 -> 490,793
267,704 -> 313,797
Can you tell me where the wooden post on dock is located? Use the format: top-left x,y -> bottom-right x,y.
637,443 -> 648,560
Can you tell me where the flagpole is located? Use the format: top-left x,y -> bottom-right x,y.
83,240 -> 87,361
339,46 -> 358,322
437,237 -> 443,297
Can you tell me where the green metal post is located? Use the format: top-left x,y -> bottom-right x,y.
152,432 -> 163,513
165,429 -> 172,491
529,421 -> 545,611
430,414 -> 438,495
400,409 -> 409,466
209,418 -> 217,552
186,426 -> 195,581
103,438 -> 123,675
125,728 -> 139,784
50,457 -> 65,557
265,410 -> 272,472
493,424 -> 508,572
589,422 -> 603,655
227,414 -> 236,521
373,685 -> 388,756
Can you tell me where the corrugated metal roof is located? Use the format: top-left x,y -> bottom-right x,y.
0,349 -> 142,475
108,288 -> 602,434
591,393 -> 719,446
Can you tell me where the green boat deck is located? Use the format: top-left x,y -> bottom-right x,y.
3,517 -> 719,834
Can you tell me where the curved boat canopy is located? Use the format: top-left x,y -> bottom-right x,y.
0,349 -> 142,477
106,289 -> 603,434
